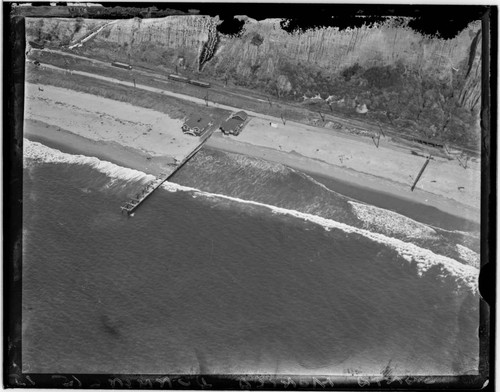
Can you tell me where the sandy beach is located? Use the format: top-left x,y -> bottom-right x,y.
24,83 -> 481,223
25,83 -> 202,175
207,119 -> 481,223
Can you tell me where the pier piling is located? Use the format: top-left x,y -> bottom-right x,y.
120,127 -> 217,215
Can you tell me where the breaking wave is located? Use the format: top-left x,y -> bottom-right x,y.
349,201 -> 438,240
24,140 -> 479,293
225,152 -> 290,174
24,139 -> 155,184
182,150 -> 457,244
161,181 -> 478,294
456,244 -> 480,269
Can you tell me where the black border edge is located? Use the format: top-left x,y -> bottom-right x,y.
4,3 -> 26,389
3,3 -> 496,390
478,5 -> 497,392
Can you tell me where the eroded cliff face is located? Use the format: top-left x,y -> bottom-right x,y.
70,16 -> 480,106
28,16 -> 481,101
102,15 -> 219,66
212,17 -> 478,80
27,15 -> 483,148
458,29 -> 482,112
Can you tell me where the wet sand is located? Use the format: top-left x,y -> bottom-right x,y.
206,134 -> 480,224
24,119 -> 174,177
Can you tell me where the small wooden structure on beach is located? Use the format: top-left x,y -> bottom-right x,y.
182,116 -> 213,137
220,111 -> 249,136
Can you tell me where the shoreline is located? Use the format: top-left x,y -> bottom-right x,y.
206,134 -> 480,226
24,118 -> 480,230
23,83 -> 480,227
24,119 -> 175,177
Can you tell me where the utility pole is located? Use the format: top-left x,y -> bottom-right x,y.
457,152 -> 470,169
204,92 -> 209,106
281,113 -> 286,125
377,122 -> 386,137
371,124 -> 385,148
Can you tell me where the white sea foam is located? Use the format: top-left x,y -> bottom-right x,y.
161,180 -> 478,293
24,139 -> 156,184
229,153 -> 290,174
349,201 -> 437,240
23,139 -> 478,293
300,171 -> 438,240
456,244 -> 480,268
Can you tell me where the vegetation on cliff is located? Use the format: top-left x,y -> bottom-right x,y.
268,60 -> 480,149
25,15 -> 482,151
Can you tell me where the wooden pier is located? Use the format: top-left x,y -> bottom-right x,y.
120,128 -> 216,215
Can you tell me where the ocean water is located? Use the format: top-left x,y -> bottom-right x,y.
22,140 -> 480,375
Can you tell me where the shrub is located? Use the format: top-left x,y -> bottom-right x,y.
74,18 -> 84,34
362,65 -> 402,89
341,63 -> 362,81
250,33 -> 264,46
250,63 -> 261,74
101,27 -> 111,39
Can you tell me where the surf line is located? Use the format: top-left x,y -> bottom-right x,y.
298,169 -> 478,238
161,181 -> 479,294
24,140 -> 478,293
24,139 -> 156,184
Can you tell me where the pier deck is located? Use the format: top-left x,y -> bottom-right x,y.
120,128 -> 216,215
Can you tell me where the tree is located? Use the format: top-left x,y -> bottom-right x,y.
74,17 -> 83,34
276,74 -> 292,97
